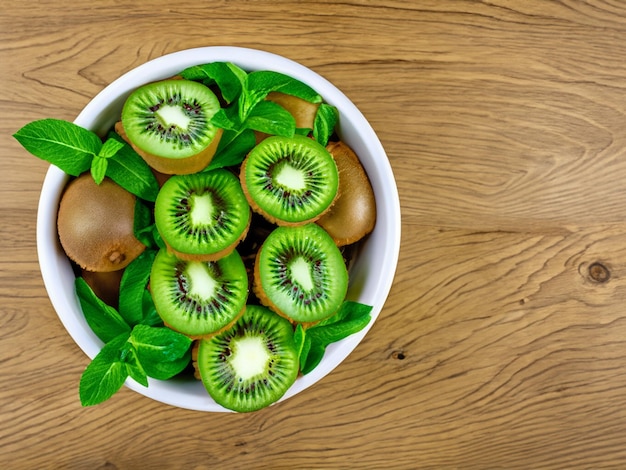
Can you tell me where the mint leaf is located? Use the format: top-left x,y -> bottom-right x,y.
129,324 -> 192,380
180,62 -> 243,104
90,156 -> 108,184
244,100 -> 295,137
118,250 -> 157,326
307,313 -> 371,345
298,301 -> 373,375
133,199 -> 155,248
122,346 -> 149,387
247,71 -> 321,103
301,341 -> 325,375
79,333 -> 131,406
13,118 -> 101,176
206,128 -> 256,170
226,62 -> 248,88
129,324 -> 192,363
75,277 -> 131,343
141,289 -> 164,327
210,109 -> 239,130
318,301 -> 372,327
140,352 -> 191,380
313,103 -> 339,147
106,132 -> 160,202
98,138 -> 124,159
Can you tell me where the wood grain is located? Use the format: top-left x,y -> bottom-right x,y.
5,1 -> 626,468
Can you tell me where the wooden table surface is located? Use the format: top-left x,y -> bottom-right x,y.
4,1 -> 626,468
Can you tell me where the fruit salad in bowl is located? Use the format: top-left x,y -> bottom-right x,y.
17,47 -> 401,412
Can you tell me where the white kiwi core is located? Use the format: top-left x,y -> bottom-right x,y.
275,162 -> 306,191
185,262 -> 217,300
289,256 -> 314,292
190,193 -> 215,226
230,336 -> 271,380
155,104 -> 192,130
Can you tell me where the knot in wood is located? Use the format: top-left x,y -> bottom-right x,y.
588,262 -> 610,283
391,350 -> 406,360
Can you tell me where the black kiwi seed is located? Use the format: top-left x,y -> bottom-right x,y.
197,305 -> 299,413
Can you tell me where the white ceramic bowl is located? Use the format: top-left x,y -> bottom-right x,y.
36,46 -> 401,412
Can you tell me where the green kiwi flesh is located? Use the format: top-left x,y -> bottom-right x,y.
241,135 -> 339,225
150,248 -> 248,338
254,223 -> 348,323
154,170 -> 251,260
121,79 -> 221,159
197,304 -> 299,412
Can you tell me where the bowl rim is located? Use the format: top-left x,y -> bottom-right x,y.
36,46 -> 401,412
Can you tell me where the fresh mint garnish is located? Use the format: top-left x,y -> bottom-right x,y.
133,198 -> 156,248
79,333 -> 133,406
313,103 -> 339,147
298,301 -> 373,375
75,277 -> 131,343
129,324 -> 192,363
106,132 -> 160,202
118,250 -> 158,326
205,128 -> 256,170
90,137 -> 124,184
180,62 -> 244,104
13,119 -> 160,201
13,118 -> 102,176
244,100 -> 295,137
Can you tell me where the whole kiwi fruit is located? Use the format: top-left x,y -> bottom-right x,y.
57,174 -> 145,272
316,141 -> 376,246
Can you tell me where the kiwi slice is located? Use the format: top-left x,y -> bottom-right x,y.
154,169 -> 251,261
149,248 -> 248,338
196,304 -> 299,412
121,79 -> 222,174
240,135 -> 339,225
254,223 -> 348,323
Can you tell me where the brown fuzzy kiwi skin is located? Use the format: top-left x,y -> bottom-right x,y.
316,141 -> 376,246
114,121 -> 223,175
266,92 -> 320,130
57,174 -> 146,272
239,153 -> 339,227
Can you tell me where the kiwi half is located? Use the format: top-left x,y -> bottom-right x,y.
149,248 -> 248,338
154,169 -> 251,261
196,304 -> 299,412
120,79 -> 222,174
240,135 -> 339,226
254,223 -> 348,324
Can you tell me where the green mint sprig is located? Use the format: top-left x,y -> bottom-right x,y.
180,62 -> 327,170
75,255 -> 192,406
296,301 -> 373,375
13,119 -> 160,202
